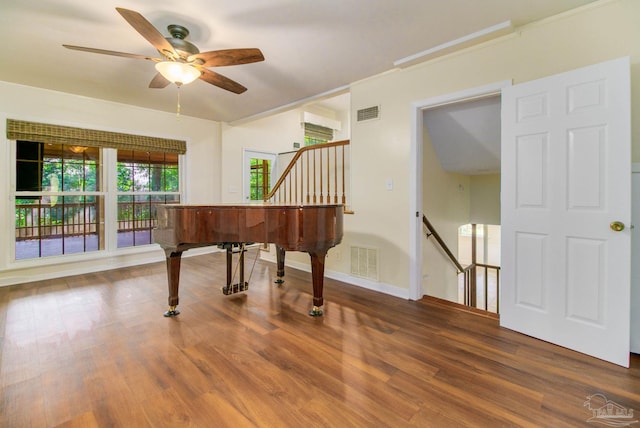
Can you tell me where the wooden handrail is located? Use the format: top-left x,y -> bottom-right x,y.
422,214 -> 464,273
264,140 -> 350,205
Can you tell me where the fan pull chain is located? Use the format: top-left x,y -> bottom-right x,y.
175,83 -> 182,119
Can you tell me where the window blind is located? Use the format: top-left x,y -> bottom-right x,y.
6,119 -> 186,154
304,123 -> 333,141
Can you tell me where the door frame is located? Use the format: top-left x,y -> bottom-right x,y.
631,163 -> 640,353
242,149 -> 277,202
409,80 -> 511,300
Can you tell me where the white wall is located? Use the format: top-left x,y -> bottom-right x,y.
0,81 -> 221,285
421,129 -> 470,300
333,107 -> 350,142
221,109 -> 302,203
469,174 -> 500,225
350,0 -> 640,295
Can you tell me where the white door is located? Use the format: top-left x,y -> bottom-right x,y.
501,57 -> 631,367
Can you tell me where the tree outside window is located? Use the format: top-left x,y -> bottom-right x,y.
15,142 -> 181,259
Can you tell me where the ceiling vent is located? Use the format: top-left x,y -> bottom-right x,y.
356,105 -> 380,122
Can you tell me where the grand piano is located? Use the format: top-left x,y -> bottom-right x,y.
153,204 -> 344,317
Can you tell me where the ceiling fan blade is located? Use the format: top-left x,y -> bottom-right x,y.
189,48 -> 265,67
63,45 -> 161,61
115,7 -> 178,60
199,69 -> 247,94
149,73 -> 171,89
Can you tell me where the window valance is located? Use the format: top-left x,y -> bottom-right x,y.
6,119 -> 186,154
304,123 -> 334,141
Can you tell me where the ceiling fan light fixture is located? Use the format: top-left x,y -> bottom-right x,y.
155,61 -> 201,85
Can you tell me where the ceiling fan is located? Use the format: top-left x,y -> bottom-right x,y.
63,7 -> 264,94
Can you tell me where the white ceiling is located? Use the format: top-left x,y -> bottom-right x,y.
424,96 -> 501,176
1,0 -> 596,123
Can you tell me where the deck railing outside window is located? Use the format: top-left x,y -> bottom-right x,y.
16,200 -> 99,239
15,198 -> 179,259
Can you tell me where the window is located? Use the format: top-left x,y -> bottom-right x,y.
117,150 -> 180,247
243,150 -> 275,203
304,123 -> 333,146
15,142 -> 104,259
9,119 -> 185,261
249,158 -> 271,201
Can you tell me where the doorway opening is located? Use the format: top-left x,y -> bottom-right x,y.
243,150 -> 276,202
409,80 -> 511,304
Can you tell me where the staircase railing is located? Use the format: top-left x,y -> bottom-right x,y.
460,262 -> 500,312
264,140 -> 350,208
475,262 -> 500,313
461,263 -> 475,305
422,215 -> 464,273
422,215 -> 500,314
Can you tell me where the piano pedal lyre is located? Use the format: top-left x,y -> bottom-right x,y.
222,282 -> 249,295
219,242 -> 256,296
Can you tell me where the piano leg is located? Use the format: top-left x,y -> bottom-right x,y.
275,245 -> 286,284
164,250 -> 183,317
308,250 -> 328,316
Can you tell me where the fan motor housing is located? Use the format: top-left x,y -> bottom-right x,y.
166,24 -> 199,57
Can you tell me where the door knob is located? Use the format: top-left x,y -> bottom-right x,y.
610,221 -> 625,232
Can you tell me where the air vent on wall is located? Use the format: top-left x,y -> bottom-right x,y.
356,105 -> 380,122
350,246 -> 378,281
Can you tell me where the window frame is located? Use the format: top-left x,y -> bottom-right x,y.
242,149 -> 276,202
9,141 -> 185,265
114,149 -> 182,249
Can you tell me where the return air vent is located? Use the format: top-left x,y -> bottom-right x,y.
356,105 -> 380,122
350,246 -> 378,281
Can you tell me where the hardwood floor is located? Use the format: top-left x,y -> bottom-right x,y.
1,249 -> 639,427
